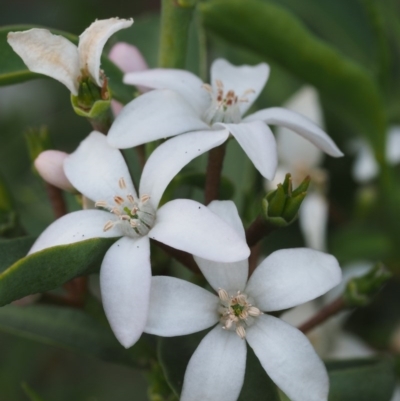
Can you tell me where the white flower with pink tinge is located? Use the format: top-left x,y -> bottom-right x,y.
7,18 -> 133,95
144,201 -> 342,401
107,58 -> 343,180
28,131 -> 250,348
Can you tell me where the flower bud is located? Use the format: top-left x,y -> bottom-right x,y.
34,150 -> 75,192
109,42 -> 148,74
262,173 -> 310,227
343,263 -> 392,307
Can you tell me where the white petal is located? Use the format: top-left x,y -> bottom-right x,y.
108,42 -> 148,73
124,69 -> 209,116
387,126 -> 400,165
34,150 -> 75,192
7,29 -> 79,94
245,107 -> 343,157
351,139 -> 378,182
246,314 -> 329,401
149,199 -> 250,262
28,210 -> 122,255
194,201 -> 248,292
299,192 -> 329,251
139,129 -> 229,209
107,89 -> 209,149
145,276 -> 219,336
100,236 -> 150,348
64,131 -> 137,203
78,18 -> 133,86
215,121 -> 277,180
210,58 -> 270,115
245,248 -> 342,311
181,325 -> 246,401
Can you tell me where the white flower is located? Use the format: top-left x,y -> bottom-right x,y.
144,201 -> 342,401
7,18 -> 133,95
28,131 -> 250,348
268,86 -> 329,251
351,126 -> 400,183
107,58 -> 343,180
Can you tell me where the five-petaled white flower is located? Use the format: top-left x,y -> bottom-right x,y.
144,200 -> 342,401
107,58 -> 343,180
7,18 -> 133,95
28,131 -> 250,348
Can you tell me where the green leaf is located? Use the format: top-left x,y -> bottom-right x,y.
200,0 -> 386,159
326,358 -> 396,401
158,330 -> 280,400
0,237 -> 117,306
21,383 -> 46,401
0,236 -> 36,274
0,304 -> 150,369
0,25 -> 132,104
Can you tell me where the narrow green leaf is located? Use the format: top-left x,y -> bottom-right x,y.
200,0 -> 386,159
21,383 -> 46,401
0,25 -> 132,104
0,236 -> 36,274
0,237 -> 117,306
158,330 -> 280,400
0,304 -> 149,369
326,358 -> 396,401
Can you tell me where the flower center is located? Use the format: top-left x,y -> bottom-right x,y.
218,288 -> 262,339
202,80 -> 254,125
95,177 -> 156,238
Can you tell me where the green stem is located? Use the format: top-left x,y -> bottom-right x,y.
158,0 -> 197,68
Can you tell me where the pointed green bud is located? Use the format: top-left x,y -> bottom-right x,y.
71,76 -> 111,119
343,263 -> 392,307
24,126 -> 52,166
262,174 -> 310,227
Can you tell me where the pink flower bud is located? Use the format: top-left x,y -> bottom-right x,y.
34,150 -> 75,192
109,42 -> 149,117
108,42 -> 148,74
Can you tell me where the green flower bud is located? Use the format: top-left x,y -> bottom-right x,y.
343,263 -> 392,307
262,174 -> 310,227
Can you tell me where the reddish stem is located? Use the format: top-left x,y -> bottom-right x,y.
204,144 -> 226,205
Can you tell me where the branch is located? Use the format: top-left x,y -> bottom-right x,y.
45,183 -> 67,219
245,215 -> 277,247
204,144 -> 226,204
298,297 -> 346,333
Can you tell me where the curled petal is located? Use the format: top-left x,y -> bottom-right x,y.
28,210 -> 123,255
216,121 -> 278,180
211,58 -> 270,115
124,69 -> 209,116
100,236 -> 151,348
64,131 -> 137,204
245,107 -> 343,157
245,248 -> 342,311
107,89 -> 208,149
78,18 -> 133,86
148,199 -> 250,263
139,129 -> 229,209
7,29 -> 79,94
181,325 -> 246,401
34,150 -> 75,192
246,314 -> 329,401
145,276 -> 219,336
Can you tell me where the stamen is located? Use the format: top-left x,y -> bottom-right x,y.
202,83 -> 213,93
114,196 -> 124,205
236,326 -> 246,339
120,215 -> 130,221
131,206 -> 138,215
130,219 -> 139,228
218,288 -> 229,302
248,306 -> 262,317
95,200 -> 108,208
118,177 -> 127,189
127,194 -> 135,204
103,220 -> 115,232
141,194 -> 150,203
